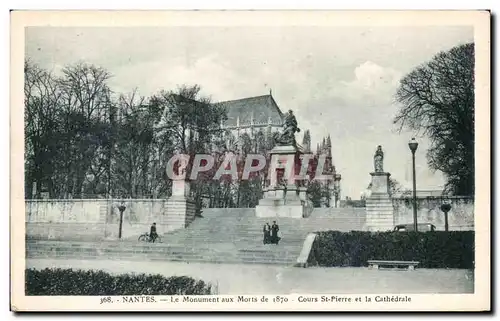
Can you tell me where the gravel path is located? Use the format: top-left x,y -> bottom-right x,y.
27,258 -> 474,295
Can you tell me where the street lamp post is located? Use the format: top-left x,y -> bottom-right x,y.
408,138 -> 419,232
118,202 -> 126,239
333,174 -> 341,208
440,201 -> 451,232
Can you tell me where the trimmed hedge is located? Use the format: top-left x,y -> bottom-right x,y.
25,268 -> 213,295
308,231 -> 474,269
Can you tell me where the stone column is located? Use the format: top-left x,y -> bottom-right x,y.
365,172 -> 394,231
164,179 -> 196,231
171,179 -> 190,197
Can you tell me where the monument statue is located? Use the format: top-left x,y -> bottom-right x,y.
276,110 -> 301,146
374,145 -> 384,172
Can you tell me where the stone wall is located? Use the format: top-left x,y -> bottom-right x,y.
392,196 -> 474,231
25,199 -> 193,240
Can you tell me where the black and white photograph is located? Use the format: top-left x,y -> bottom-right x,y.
10,10 -> 490,312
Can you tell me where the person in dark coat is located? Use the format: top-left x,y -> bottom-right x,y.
149,222 -> 158,243
263,223 -> 271,244
271,221 -> 280,245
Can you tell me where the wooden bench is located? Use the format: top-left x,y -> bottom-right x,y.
367,260 -> 419,270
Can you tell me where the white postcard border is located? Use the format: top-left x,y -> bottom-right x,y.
10,10 -> 491,312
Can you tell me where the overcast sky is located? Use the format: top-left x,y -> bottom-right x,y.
25,26 -> 474,198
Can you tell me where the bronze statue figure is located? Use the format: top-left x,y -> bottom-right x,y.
374,145 -> 384,172
275,110 -> 301,146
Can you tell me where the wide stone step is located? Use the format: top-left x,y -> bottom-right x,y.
27,242 -> 301,253
26,252 -> 296,265
28,253 -> 295,265
27,242 -> 299,265
186,224 -> 364,233
26,240 -> 302,253
27,247 -> 299,259
160,240 -> 305,246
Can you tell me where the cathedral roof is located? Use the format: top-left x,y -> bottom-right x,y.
219,94 -> 284,127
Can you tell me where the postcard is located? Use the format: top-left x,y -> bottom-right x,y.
10,10 -> 490,312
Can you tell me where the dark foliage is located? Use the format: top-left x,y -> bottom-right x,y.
394,43 -> 475,196
308,231 -> 474,269
25,268 -> 213,296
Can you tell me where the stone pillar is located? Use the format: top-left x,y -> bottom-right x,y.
284,184 -> 302,205
171,179 -> 190,197
365,172 -> 394,231
298,186 -> 308,202
255,145 -> 305,218
164,179 -> 196,231
275,189 -> 285,200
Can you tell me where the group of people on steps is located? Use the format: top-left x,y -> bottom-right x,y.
262,221 -> 281,245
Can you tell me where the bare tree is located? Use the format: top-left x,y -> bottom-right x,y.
151,85 -> 227,155
24,60 -> 64,198
57,62 -> 113,198
394,43 -> 474,196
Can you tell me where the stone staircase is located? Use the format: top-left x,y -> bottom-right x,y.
26,207 -> 366,266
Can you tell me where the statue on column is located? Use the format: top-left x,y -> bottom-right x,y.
374,145 -> 384,172
275,110 -> 301,146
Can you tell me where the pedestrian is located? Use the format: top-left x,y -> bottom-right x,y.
263,223 -> 271,244
271,221 -> 280,245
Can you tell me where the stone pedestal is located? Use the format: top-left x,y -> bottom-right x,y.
370,171 -> 391,195
365,172 -> 394,231
164,180 -> 195,230
284,185 -> 302,205
298,186 -> 308,202
172,180 -> 191,197
255,144 -> 305,218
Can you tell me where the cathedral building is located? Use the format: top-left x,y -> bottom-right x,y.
218,92 -> 341,208
218,92 -> 284,150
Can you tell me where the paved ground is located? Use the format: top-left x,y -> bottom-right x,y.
27,259 -> 474,295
